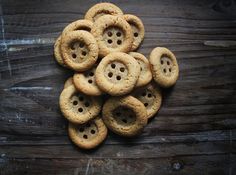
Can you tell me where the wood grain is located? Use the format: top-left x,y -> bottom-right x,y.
0,0 -> 236,174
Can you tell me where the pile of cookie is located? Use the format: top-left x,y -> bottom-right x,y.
54,3 -> 179,149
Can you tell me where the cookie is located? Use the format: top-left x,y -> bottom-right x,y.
131,83 -> 162,119
95,52 -> 140,96
64,77 -> 73,89
129,52 -> 152,87
102,95 -> 147,137
68,117 -> 107,149
73,64 -> 103,96
59,84 -> 102,124
149,47 -> 179,88
54,36 -> 67,67
61,19 -> 93,39
85,2 -> 123,22
60,30 -> 98,72
91,15 -> 133,57
123,14 -> 145,51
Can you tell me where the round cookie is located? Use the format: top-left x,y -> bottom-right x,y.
64,77 -> 73,89
68,117 -> 108,149
85,2 -> 123,22
61,30 -> 98,72
129,52 -> 152,87
149,47 -> 179,88
95,52 -> 140,96
102,95 -> 147,137
131,83 -> 162,119
91,15 -> 133,57
54,36 -> 67,67
73,64 -> 103,96
123,14 -> 145,51
59,84 -> 102,124
61,19 -> 93,39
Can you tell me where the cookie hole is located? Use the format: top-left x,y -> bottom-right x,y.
89,72 -> 94,76
111,63 -> 116,69
78,108 -> 83,112
117,40 -> 122,45
116,76 -> 121,80
140,67 -> 143,71
79,128 -> 84,132
134,32 -> 139,37
72,53 -> 77,59
167,61 -> 170,65
88,79 -> 93,84
108,39 -> 113,44
116,112 -> 121,116
86,123 -> 91,127
120,67 -> 125,72
85,102 -> 90,107
91,129 -> 96,134
161,60 -> 164,64
148,93 -> 152,98
142,92 -> 146,96
82,51 -> 87,56
144,103 -> 148,107
163,68 -> 166,73
79,43 -> 84,48
108,72 -> 113,77
122,119 -> 127,123
116,32 -> 121,37
83,135 -> 88,139
107,31 -> 113,37
79,96 -> 84,101
73,101 -> 78,105
169,68 -> 172,72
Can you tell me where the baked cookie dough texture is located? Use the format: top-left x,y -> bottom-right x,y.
54,3 -> 179,149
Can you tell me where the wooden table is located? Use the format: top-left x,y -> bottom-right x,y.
0,0 -> 236,174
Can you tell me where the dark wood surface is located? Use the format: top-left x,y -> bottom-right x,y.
0,0 -> 236,174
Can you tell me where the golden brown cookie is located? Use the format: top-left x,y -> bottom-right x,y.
68,117 -> 107,149
59,84 -> 102,124
123,14 -> 145,51
95,52 -> 140,96
149,47 -> 179,88
129,52 -> 152,87
73,64 -> 103,96
64,77 -> 73,89
60,30 -> 98,72
54,36 -> 67,67
131,83 -> 162,119
102,96 -> 147,137
85,2 -> 123,22
61,19 -> 93,39
91,15 -> 133,57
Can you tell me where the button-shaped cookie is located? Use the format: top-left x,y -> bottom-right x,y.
73,64 -> 103,96
61,30 -> 98,72
61,19 -> 93,39
59,84 -> 102,124
131,83 -> 162,119
102,96 -> 147,137
123,14 -> 145,51
68,117 -> 107,149
64,77 -> 73,89
129,52 -> 152,87
54,36 -> 67,67
149,47 -> 179,88
91,15 -> 133,57
85,2 -> 123,22
95,52 -> 140,96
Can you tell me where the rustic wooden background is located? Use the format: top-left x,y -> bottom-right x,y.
0,0 -> 236,174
